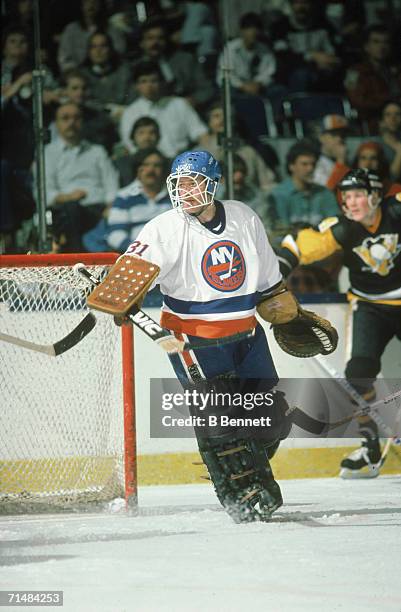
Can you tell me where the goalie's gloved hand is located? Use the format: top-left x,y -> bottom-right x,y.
272,307 -> 338,358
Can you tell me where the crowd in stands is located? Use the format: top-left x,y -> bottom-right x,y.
1,0 -> 401,293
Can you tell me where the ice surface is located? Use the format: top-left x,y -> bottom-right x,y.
1,477 -> 401,612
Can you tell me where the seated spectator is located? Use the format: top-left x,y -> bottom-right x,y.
352,142 -> 398,194
113,117 -> 161,187
328,141 -> 401,197
199,101 -> 276,192
58,0 -> 126,73
344,25 -> 401,132
3,0 -> 61,63
375,101 -> 401,181
80,31 -> 135,121
2,26 -> 60,111
50,69 -> 118,153
135,18 -> 214,109
178,0 -> 218,61
216,13 -> 278,100
323,0 -> 367,67
1,26 -> 58,249
267,140 -> 339,244
313,115 -> 349,187
83,147 -> 171,253
271,0 -> 342,94
218,154 -> 268,219
44,102 -> 119,252
120,61 -> 208,158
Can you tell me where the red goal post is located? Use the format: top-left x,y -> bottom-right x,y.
0,253 -> 137,513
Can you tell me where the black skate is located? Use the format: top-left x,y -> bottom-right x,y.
340,437 -> 383,479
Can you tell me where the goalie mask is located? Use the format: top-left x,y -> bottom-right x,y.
166,150 -> 222,214
337,169 -> 383,220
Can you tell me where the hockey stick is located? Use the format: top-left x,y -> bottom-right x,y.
74,264 -> 255,352
313,355 -> 401,436
0,312 -> 97,357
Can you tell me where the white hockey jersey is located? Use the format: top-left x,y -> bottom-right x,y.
124,200 -> 282,338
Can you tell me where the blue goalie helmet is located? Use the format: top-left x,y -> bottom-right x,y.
167,150 -> 222,211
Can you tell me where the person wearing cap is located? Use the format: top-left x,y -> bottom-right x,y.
277,168 -> 401,479
313,114 -> 349,188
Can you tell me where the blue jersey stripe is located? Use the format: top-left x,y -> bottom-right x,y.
163,293 -> 257,314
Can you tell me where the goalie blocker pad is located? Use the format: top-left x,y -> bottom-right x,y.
86,255 -> 160,316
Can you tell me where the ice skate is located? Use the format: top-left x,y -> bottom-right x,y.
340,437 -> 383,479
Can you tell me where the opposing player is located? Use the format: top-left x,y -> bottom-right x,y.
87,150 -> 337,522
278,168 -> 401,478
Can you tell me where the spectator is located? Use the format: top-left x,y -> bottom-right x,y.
199,101 -> 276,192
58,0 -> 126,73
2,26 -> 35,168
218,154 -> 268,222
113,116 -> 161,187
178,0 -> 218,60
1,26 -> 58,247
217,0 -> 281,39
375,101 -> 401,181
328,141 -> 401,197
3,0 -> 54,58
44,102 -> 119,252
313,115 -> 349,187
135,18 -> 214,108
216,12 -> 277,99
119,61 -> 208,158
344,25 -> 401,132
83,147 -> 171,253
50,69 -> 118,153
268,141 -> 339,242
2,26 -> 59,114
81,31 -> 135,121
271,0 -> 342,94
323,0 -> 367,66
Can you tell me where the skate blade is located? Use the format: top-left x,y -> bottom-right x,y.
339,465 -> 381,479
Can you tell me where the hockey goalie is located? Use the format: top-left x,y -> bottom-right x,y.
85,150 -> 338,522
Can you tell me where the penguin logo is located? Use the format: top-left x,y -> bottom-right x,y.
353,234 -> 401,276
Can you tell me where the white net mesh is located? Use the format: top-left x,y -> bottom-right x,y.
0,261 -> 127,513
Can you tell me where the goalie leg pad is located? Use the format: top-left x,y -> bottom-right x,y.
197,434 -> 283,523
188,377 -> 290,523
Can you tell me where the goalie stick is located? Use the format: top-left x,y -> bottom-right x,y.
74,264 -> 255,352
0,312 -> 96,357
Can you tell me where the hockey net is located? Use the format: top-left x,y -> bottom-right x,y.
0,253 -> 136,514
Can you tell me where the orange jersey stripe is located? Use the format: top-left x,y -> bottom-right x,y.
161,312 -> 257,338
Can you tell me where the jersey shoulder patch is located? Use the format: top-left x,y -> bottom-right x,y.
318,216 -> 340,233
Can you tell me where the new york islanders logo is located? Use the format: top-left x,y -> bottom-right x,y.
353,233 -> 401,276
201,240 -> 246,291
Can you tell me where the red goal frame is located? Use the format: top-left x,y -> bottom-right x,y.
0,252 -> 137,511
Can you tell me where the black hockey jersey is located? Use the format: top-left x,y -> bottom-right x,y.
278,194 -> 401,304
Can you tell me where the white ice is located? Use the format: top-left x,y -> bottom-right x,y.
1,477 -> 401,612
